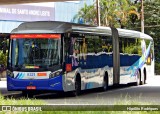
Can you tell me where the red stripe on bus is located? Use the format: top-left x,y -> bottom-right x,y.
10,34 -> 61,39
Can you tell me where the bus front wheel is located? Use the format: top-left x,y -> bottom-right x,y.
72,77 -> 81,96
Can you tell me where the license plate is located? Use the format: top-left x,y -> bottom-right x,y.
27,86 -> 36,90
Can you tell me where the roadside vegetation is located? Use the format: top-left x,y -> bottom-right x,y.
0,38 -> 8,67
1,111 -> 158,114
0,93 -> 160,113
155,63 -> 160,75
1,100 -> 160,114
0,94 -> 45,105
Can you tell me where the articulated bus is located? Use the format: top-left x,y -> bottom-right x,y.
7,21 -> 154,96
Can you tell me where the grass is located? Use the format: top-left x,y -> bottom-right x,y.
0,94 -> 45,105
1,111 -> 160,114
0,93 -> 160,114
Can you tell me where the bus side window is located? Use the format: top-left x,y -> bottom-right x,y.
101,36 -> 112,53
94,36 -> 101,53
86,36 -> 94,53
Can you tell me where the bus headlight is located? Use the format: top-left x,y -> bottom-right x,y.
49,71 -> 61,79
7,70 -> 14,78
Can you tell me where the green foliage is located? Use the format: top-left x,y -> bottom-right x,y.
4,111 -> 159,114
143,0 -> 160,74
123,43 -> 142,55
0,94 -> 45,105
144,0 -> 160,70
73,3 -> 96,25
121,39 -> 142,55
155,63 -> 160,75
0,38 -> 9,67
119,0 -> 160,74
0,51 -> 7,67
114,0 -> 140,28
74,0 -> 139,28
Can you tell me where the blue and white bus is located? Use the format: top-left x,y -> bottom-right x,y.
7,21 -> 154,96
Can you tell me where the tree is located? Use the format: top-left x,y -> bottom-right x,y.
99,0 -> 117,27
143,0 -> 160,74
115,0 -> 140,28
74,0 -> 139,28
73,3 -> 96,25
0,38 -> 8,67
125,0 -> 160,74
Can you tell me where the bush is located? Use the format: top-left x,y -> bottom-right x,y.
124,45 -> 142,55
0,51 -> 7,67
155,62 -> 160,75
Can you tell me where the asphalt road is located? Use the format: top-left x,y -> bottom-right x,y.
1,76 -> 160,105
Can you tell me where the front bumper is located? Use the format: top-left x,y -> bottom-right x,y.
7,75 -> 63,91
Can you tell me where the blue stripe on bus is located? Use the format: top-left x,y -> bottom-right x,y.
17,73 -> 23,79
19,73 -> 25,79
85,82 -> 94,89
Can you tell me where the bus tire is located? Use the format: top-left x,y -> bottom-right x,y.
143,68 -> 147,84
72,75 -> 81,96
100,74 -> 108,91
141,78 -> 144,85
135,70 -> 141,86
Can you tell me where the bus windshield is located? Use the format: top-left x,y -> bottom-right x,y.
10,38 -> 60,69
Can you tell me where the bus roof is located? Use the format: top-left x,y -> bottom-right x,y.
11,21 -> 94,34
11,21 -> 153,40
72,26 -> 153,40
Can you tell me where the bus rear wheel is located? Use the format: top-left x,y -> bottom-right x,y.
143,69 -> 147,84
135,71 -> 141,86
100,76 -> 108,91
